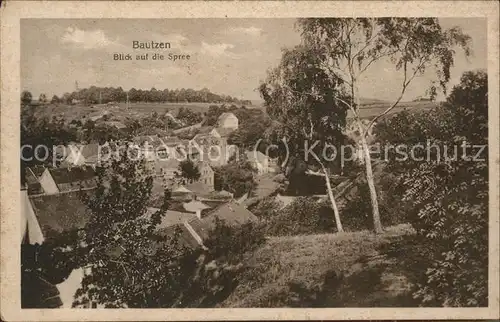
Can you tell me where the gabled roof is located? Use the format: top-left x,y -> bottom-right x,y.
246,150 -> 268,163
29,190 -> 94,235
155,200 -> 259,250
204,201 -> 258,226
218,112 -> 237,122
143,207 -> 197,229
185,217 -> 211,240
183,200 -> 211,213
48,166 -> 96,185
25,166 -> 45,185
173,185 -> 192,194
155,158 -> 180,170
158,223 -> 201,249
212,127 -> 235,137
178,201 -> 258,247
27,165 -> 46,178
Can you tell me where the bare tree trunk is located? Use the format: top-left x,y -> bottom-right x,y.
323,169 -> 343,233
315,159 -> 343,233
357,121 -> 383,233
353,80 -> 383,234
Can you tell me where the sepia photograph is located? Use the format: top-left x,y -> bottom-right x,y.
1,1 -> 499,321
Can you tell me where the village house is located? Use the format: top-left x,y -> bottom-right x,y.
22,181 -> 258,307
22,188 -> 96,308
210,127 -> 235,139
57,145 -> 86,167
189,133 -> 235,167
57,143 -> 107,168
156,200 -> 259,249
37,167 -> 60,195
35,166 -> 97,195
150,150 -> 215,194
25,166 -> 46,195
245,150 -> 274,175
217,112 -> 239,130
49,166 -> 97,193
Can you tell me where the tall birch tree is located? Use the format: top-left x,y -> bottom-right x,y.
260,45 -> 350,233
296,18 -> 471,233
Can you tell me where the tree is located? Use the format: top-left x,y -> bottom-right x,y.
296,18 -> 471,233
177,107 -> 203,126
51,95 -> 60,104
375,70 -> 488,306
176,159 -> 201,184
263,197 -> 337,236
39,93 -> 47,104
37,148 -> 200,308
228,113 -> 272,149
260,45 -> 349,233
21,105 -> 77,180
204,105 -> 227,126
62,92 -> 72,104
213,160 -> 257,198
21,90 -> 33,105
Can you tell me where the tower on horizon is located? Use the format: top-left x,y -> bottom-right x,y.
75,81 -> 79,92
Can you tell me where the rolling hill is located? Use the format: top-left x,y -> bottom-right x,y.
220,224 -> 418,308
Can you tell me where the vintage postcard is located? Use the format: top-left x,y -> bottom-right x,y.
1,1 -> 499,321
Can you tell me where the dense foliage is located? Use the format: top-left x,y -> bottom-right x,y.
176,107 -> 203,126
375,70 -> 488,306
295,17 -> 471,233
21,90 -> 33,105
51,86 -> 248,105
213,160 -> 257,198
204,104 -> 236,126
179,218 -> 266,307
20,105 -> 78,182
340,176 -> 407,232
177,159 -> 201,183
254,197 -> 337,236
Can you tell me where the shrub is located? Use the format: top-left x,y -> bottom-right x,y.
341,176 -> 408,232
204,218 -> 266,263
250,196 -> 282,221
264,197 -> 336,236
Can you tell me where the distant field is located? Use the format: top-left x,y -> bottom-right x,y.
351,100 -> 439,120
30,100 -> 438,125
31,101 -> 256,124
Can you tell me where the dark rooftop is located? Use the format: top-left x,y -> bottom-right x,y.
48,166 -> 96,184
29,190 -> 94,235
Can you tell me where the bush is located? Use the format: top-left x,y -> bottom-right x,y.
372,70 -> 489,307
341,176 -> 408,232
264,197 -> 336,236
179,218 -> 266,307
213,160 -> 257,198
250,196 -> 282,221
204,218 -> 266,263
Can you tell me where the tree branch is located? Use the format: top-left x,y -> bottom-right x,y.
363,56 -> 428,136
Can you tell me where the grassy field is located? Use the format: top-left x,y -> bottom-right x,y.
220,224 -> 419,307
352,100 -> 439,119
31,99 -> 437,126
32,101 -> 256,124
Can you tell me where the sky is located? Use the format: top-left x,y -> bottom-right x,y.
21,18 -> 487,102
